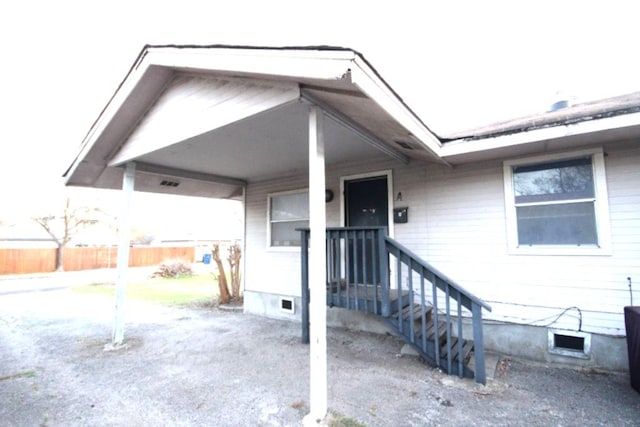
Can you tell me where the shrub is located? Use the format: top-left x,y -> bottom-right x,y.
152,259 -> 193,278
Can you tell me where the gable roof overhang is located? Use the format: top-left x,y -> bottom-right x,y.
64,45 -> 444,199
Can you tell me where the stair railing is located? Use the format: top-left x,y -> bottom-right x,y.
385,236 -> 492,384
300,227 -> 492,384
300,227 -> 390,343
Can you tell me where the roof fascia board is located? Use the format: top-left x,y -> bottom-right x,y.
441,110 -> 640,159
348,56 -> 444,158
143,46 -> 356,81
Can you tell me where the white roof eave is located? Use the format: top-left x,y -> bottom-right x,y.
440,110 -> 640,162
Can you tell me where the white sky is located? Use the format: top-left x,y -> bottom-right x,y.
1,0 -> 639,229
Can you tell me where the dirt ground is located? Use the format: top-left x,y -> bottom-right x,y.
1,274 -> 639,426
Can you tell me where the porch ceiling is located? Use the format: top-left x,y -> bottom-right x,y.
136,99 -> 389,183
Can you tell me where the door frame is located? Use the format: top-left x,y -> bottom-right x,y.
340,169 -> 394,238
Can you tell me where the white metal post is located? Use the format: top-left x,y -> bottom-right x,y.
112,162 -> 135,345
304,105 -> 328,425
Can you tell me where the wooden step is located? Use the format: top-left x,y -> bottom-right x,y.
439,338 -> 474,363
400,304 -> 433,324
425,320 -> 448,343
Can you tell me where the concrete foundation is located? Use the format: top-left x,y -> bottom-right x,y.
243,290 -> 302,322
478,321 -> 629,372
244,291 -> 630,372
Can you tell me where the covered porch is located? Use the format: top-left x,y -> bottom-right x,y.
64,45 -> 485,423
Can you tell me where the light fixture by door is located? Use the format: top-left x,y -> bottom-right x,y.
395,192 -> 402,202
325,189 -> 334,203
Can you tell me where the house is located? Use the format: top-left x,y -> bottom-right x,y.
64,45 -> 639,421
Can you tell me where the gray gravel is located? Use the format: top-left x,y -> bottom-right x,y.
0,277 -> 639,426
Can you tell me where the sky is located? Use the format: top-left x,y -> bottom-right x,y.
1,1 -> 638,234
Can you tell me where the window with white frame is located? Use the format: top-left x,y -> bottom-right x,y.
503,149 -> 611,254
268,190 -> 309,247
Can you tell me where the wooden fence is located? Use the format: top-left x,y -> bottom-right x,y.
0,246 -> 195,275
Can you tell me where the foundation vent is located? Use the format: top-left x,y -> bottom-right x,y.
280,297 -> 295,314
548,328 -> 591,359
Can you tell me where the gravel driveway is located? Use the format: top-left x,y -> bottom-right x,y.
1,276 -> 638,426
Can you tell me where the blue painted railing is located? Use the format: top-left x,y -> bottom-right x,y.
384,234 -> 492,384
300,227 -> 492,384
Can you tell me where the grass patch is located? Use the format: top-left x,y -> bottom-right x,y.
73,274 -> 218,306
328,414 -> 367,427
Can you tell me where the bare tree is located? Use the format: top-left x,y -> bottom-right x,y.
212,242 -> 242,304
33,198 -> 101,272
212,243 -> 232,304
228,243 -> 242,299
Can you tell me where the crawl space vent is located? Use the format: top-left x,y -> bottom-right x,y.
548,328 -> 591,359
280,297 -> 294,314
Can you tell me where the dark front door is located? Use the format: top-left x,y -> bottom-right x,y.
344,176 -> 389,284
345,176 -> 389,228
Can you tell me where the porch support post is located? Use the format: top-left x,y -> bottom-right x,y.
304,105 -> 328,425
112,162 -> 135,345
472,302 -> 487,385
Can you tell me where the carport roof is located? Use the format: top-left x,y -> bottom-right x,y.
64,44 -> 444,199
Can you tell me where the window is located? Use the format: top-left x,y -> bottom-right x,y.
504,149 -> 611,255
268,190 -> 309,248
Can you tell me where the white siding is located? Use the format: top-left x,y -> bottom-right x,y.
245,174 -> 307,297
244,142 -> 640,335
244,157 -> 403,298
416,142 -> 640,336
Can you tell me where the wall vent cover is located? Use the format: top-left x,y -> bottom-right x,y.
280,297 -> 295,314
548,328 -> 591,359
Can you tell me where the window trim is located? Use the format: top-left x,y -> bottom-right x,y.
266,188 -> 309,251
503,148 -> 612,256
